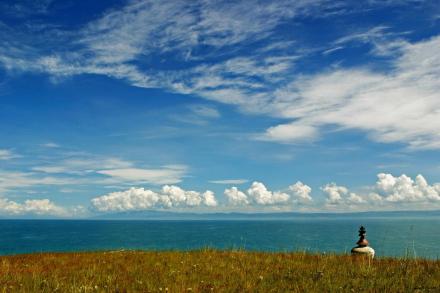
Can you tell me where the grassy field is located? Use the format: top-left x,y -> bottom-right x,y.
0,250 -> 439,292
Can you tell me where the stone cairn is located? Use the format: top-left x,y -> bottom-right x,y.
351,226 -> 375,258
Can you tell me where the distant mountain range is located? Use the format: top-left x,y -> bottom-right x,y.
1,210 -> 439,220
91,209 -> 440,220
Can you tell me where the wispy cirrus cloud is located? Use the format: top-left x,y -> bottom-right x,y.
331,25 -> 411,57
0,0 -> 319,83
1,0 -> 440,151
0,170 -> 83,194
262,35 -> 440,149
188,105 -> 220,119
170,104 -> 221,125
32,157 -> 133,175
40,142 -> 60,148
209,179 -> 248,185
0,0 -> 54,18
1,149 -> 189,196
0,149 -> 21,160
96,165 -> 188,185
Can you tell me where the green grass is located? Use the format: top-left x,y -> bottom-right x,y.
0,250 -> 439,292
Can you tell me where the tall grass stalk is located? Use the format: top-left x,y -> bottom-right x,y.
0,250 -> 439,292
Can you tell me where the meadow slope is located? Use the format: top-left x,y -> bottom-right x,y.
0,250 -> 439,292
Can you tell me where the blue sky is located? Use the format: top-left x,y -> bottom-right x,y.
1,0 -> 440,217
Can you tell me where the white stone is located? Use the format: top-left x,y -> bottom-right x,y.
351,246 -> 375,258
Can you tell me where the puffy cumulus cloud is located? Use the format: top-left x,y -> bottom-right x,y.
373,173 -> 440,203
91,187 -> 160,212
202,190 -> 218,207
322,183 -> 348,204
224,187 -> 249,206
0,198 -> 66,216
346,193 -> 366,204
224,181 -> 313,206
288,181 -> 313,203
321,173 -> 440,210
247,181 -> 290,205
161,185 -> 214,207
91,185 -> 218,212
322,183 -> 365,206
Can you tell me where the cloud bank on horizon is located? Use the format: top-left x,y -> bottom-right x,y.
88,173 -> 440,215
1,0 -> 440,217
2,170 -> 440,216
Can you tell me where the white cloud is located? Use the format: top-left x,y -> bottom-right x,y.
347,193 -> 366,204
0,198 -> 66,216
1,1 -> 440,151
0,0 -> 321,86
32,166 -> 71,174
374,173 -> 440,202
59,188 -> 77,193
0,0 -> 322,94
189,105 -> 220,118
96,165 -> 187,185
224,186 -> 249,206
0,0 -> 54,18
267,36 -> 440,149
91,187 -> 160,212
91,185 -> 218,212
1,149 -> 189,200
210,179 -> 248,185
202,190 -> 218,207
0,171 -> 83,194
288,181 -> 313,203
0,149 -> 20,160
332,25 -> 411,57
194,1 -> 307,48
259,122 -> 319,143
322,183 -> 348,204
247,181 -> 290,205
161,185 -> 202,207
30,154 -> 187,185
321,173 -> 440,211
322,183 -> 366,207
224,181 -> 313,207
33,157 -> 133,174
171,104 -> 221,125
334,26 -> 391,45
41,142 -> 60,148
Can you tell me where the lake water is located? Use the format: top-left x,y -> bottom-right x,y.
0,217 -> 439,259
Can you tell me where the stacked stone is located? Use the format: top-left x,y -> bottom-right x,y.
351,226 -> 375,258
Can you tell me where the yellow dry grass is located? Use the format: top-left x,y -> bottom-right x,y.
0,250 -> 439,292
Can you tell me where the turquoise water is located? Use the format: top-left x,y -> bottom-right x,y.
0,217 -> 439,259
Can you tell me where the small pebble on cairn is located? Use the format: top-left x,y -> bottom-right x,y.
351,226 -> 375,258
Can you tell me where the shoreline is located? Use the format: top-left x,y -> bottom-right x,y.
0,248 -> 438,260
